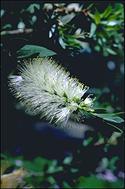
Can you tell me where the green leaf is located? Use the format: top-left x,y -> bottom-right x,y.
93,113 -> 124,123
23,157 -> 51,172
83,137 -> 93,146
94,10 -> 101,25
63,181 -> 72,188
63,156 -> 72,165
75,175 -> 123,188
75,176 -> 104,188
17,45 -> 56,58
26,3 -> 40,14
87,4 -> 94,10
2,24 -> 12,30
89,23 -> 96,37
108,132 -> 122,145
59,37 -> 66,49
88,12 -> 95,20
60,13 -> 75,25
94,45 -> 101,52
47,176 -> 56,185
106,48 -> 117,55
109,156 -> 119,170
101,5 -> 112,18
0,9 -> 5,18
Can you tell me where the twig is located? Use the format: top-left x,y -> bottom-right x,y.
1,28 -> 33,36
54,7 -> 90,16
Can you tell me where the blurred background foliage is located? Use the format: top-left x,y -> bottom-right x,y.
1,1 -> 124,188
1,2 -> 124,56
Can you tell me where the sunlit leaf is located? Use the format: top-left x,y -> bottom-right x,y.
63,156 -> 72,165
108,132 -> 122,145
89,23 -> 96,37
60,13 -> 75,25
26,3 -> 40,14
0,9 -> 5,17
59,37 -> 66,49
94,10 -> 101,24
106,48 -> 117,55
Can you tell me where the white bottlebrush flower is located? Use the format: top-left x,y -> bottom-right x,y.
8,58 -> 94,125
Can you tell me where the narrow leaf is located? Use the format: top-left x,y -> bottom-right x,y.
101,5 -> 112,18
94,10 -> 101,24
89,23 -> 96,37
106,48 -> 117,55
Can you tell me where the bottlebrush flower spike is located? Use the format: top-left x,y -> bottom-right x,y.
8,58 -> 95,125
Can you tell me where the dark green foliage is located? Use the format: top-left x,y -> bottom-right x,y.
17,45 -> 56,58
93,113 -> 124,124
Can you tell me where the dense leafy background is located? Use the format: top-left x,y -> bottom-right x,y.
1,2 -> 124,188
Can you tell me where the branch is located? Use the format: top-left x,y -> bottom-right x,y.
54,7 -> 90,16
1,28 -> 33,36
